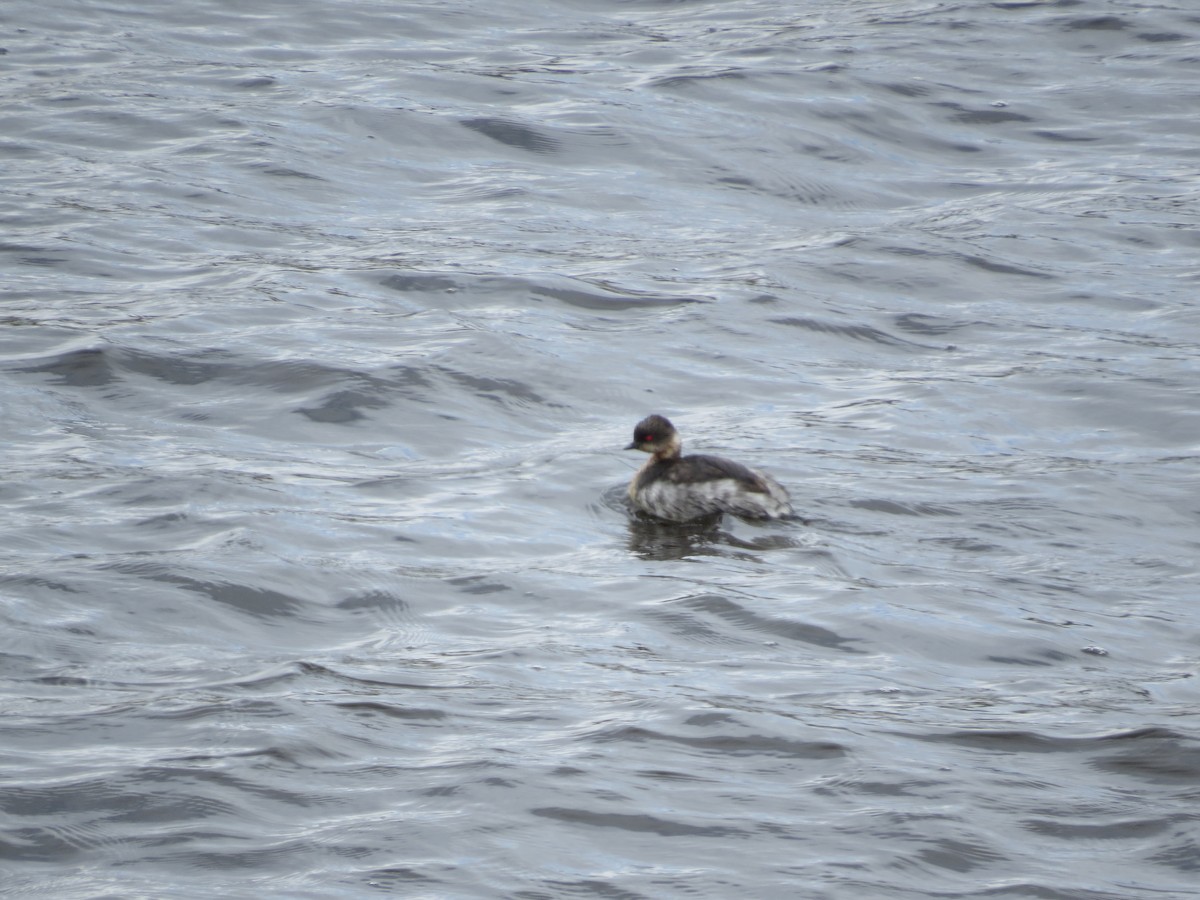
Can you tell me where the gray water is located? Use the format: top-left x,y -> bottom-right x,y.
2,0 -> 1199,897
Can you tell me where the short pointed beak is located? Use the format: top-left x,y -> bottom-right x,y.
625,441 -> 639,450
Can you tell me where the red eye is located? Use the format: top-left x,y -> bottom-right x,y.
641,435 -> 651,442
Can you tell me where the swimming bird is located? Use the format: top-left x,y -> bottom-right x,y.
625,414 -> 793,522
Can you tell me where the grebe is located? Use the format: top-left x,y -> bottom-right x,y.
625,414 -> 792,522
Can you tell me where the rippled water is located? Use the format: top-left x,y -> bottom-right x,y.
3,0 -> 1199,897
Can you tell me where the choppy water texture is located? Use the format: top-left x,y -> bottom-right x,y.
2,0 -> 1199,896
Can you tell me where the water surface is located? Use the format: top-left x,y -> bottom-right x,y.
2,1 -> 1198,897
